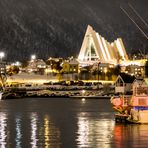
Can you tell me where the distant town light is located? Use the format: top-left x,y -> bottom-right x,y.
15,61 -> 21,66
82,90 -> 86,94
0,52 -> 5,61
31,55 -> 36,60
82,98 -> 86,102
12,61 -> 21,66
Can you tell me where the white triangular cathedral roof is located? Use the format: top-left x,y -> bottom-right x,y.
78,25 -> 128,65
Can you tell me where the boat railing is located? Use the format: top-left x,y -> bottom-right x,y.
111,95 -> 132,107
121,95 -> 131,106
131,95 -> 148,107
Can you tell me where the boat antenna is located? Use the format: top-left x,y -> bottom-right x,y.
128,3 -> 148,29
120,6 -> 148,40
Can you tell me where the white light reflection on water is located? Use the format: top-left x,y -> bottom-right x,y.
15,116 -> 22,148
30,113 -> 38,148
0,112 -> 7,148
77,112 -> 115,148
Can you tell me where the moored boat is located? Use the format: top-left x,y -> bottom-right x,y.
111,79 -> 148,123
0,92 -> 3,100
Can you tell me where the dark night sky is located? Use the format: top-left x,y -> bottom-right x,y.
0,0 -> 147,61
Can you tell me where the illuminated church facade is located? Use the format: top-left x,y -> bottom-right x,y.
78,25 -> 129,66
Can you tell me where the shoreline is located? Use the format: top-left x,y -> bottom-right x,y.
2,80 -> 114,99
2,88 -> 112,100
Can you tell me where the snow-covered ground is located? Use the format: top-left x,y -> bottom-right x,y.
6,73 -> 114,85
7,73 -> 58,84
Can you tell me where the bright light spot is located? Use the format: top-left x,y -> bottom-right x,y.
82,90 -> 86,94
82,98 -> 86,102
31,55 -> 36,60
15,61 -> 21,66
0,52 -> 5,61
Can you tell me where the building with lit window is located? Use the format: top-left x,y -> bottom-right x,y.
27,59 -> 46,74
62,59 -> 79,74
0,61 -> 6,74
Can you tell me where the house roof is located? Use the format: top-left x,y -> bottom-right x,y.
119,73 -> 136,83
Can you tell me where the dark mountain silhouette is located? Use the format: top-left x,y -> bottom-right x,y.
0,0 -> 147,61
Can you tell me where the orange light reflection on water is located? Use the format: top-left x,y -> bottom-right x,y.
114,124 -> 148,147
44,116 -> 50,148
43,115 -> 61,148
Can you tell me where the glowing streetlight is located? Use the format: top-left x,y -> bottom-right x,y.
82,98 -> 86,102
82,90 -> 86,96
82,90 -> 86,94
31,55 -> 36,61
0,52 -> 5,61
15,61 -> 21,66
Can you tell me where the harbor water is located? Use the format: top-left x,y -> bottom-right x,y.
0,97 -> 148,147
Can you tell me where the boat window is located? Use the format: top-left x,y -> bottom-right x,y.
138,99 -> 147,106
136,87 -> 148,95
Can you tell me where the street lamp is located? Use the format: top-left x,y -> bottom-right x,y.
82,90 -> 86,96
31,55 -> 36,61
15,61 -> 21,66
0,52 -> 5,61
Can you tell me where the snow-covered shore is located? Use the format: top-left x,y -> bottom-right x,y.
7,73 -> 58,84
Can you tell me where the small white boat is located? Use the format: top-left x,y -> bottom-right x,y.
0,92 -> 3,100
111,79 -> 148,124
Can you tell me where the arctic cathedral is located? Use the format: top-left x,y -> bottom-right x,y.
78,25 -> 129,66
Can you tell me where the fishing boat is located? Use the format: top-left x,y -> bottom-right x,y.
111,79 -> 148,123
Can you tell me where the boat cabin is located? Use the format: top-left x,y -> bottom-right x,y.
115,73 -> 135,95
131,79 -> 148,106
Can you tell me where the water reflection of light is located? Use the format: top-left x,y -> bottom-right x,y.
77,112 -> 115,148
30,113 -> 38,148
77,117 -> 89,146
44,116 -> 49,148
15,116 -> 22,148
114,124 -> 148,147
81,98 -> 86,103
0,112 -> 7,148
43,115 -> 61,148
